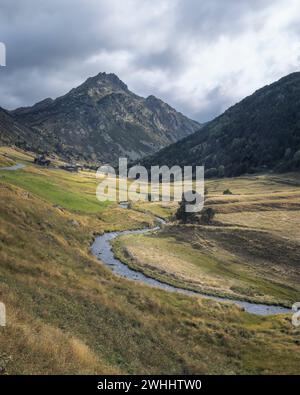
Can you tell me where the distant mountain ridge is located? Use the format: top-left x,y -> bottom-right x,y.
141,72 -> 300,176
0,107 -> 40,149
10,72 -> 200,163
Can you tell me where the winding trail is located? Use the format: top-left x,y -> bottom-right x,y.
91,207 -> 290,316
0,163 -> 26,171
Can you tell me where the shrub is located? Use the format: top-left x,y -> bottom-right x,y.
175,192 -> 198,223
200,207 -> 216,224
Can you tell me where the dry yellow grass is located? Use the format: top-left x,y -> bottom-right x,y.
114,172 -> 300,306
0,146 -> 34,164
0,148 -> 300,374
217,210 -> 300,242
114,224 -> 300,306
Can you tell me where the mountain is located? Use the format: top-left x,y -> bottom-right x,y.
0,107 -> 40,149
141,72 -> 300,177
11,72 -> 200,163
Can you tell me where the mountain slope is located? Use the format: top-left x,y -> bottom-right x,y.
142,72 -> 300,177
0,107 -> 39,149
11,73 -> 200,163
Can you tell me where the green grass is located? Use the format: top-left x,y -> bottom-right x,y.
1,182 -> 299,374
1,167 -> 110,213
131,201 -> 176,219
0,148 -> 300,374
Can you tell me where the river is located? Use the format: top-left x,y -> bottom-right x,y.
91,209 -> 290,316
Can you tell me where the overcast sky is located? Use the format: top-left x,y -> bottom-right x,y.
0,0 -> 300,122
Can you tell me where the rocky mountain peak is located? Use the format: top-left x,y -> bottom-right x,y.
85,72 -> 128,91
9,72 -> 200,163
68,72 -> 129,101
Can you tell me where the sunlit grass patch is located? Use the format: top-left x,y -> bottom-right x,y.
1,166 -> 110,213
217,210 -> 300,242
0,146 -> 34,165
131,200 -> 177,219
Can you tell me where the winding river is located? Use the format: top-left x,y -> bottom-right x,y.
0,165 -> 291,316
91,206 -> 291,316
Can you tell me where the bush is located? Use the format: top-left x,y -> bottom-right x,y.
200,208 -> 216,224
223,189 -> 233,195
175,192 -> 198,223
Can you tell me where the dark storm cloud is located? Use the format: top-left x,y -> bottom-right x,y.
0,0 -> 114,106
0,0 -> 130,68
0,0 -> 299,121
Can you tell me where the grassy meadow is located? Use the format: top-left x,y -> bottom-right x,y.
0,147 -> 300,374
115,174 -> 300,307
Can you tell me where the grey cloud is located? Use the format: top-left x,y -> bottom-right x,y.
169,86 -> 236,122
194,87 -> 237,121
0,1 -> 110,70
173,0 -> 276,40
0,0 -> 299,122
133,47 -> 185,74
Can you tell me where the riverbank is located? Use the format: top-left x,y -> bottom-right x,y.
91,217 -> 290,315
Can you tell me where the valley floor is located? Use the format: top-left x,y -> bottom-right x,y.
0,147 -> 299,374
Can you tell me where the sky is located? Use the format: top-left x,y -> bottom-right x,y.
0,0 -> 300,122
